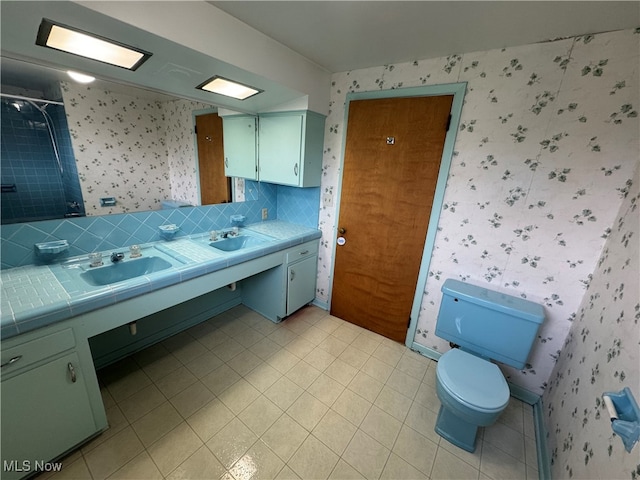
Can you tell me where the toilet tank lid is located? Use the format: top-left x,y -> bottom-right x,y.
441,279 -> 544,324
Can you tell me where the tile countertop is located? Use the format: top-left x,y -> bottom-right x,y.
0,221 -> 321,340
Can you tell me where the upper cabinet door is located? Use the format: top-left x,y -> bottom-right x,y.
222,115 -> 258,180
258,111 -> 325,187
259,113 -> 303,186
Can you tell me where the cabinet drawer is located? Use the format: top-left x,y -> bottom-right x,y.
286,243 -> 319,264
1,328 -> 76,374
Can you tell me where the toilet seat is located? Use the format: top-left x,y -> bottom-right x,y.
437,349 -> 509,413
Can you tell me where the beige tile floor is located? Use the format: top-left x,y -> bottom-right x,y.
41,305 -> 539,480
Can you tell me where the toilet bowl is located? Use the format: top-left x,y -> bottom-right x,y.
435,348 -> 509,452
432,279 -> 545,452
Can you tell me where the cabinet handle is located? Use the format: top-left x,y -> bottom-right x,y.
294,163 -> 298,176
299,250 -> 309,255
290,270 -> 295,282
68,362 -> 77,383
1,355 -> 22,368
225,157 -> 229,168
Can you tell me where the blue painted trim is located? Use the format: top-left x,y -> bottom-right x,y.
346,83 -> 467,102
327,83 -> 467,328
312,298 -> 329,311
509,382 -> 541,406
409,341 -> 442,361
406,82 -> 466,348
534,398 -> 552,480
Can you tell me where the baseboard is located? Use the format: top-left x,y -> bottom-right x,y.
311,298 -> 329,311
408,341 -> 442,361
508,382 -> 541,406
533,398 -> 552,480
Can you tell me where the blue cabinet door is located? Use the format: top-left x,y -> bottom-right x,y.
259,114 -> 303,186
257,111 -> 325,187
222,116 -> 257,180
1,352 -> 97,479
287,255 -> 317,315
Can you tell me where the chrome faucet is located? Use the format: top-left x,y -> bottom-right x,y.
110,252 -> 125,263
219,229 -> 238,238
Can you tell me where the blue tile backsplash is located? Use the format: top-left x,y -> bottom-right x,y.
1,180 -> 321,269
276,185 -> 320,228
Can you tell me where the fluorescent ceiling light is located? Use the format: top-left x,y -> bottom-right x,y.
197,76 -> 262,100
36,19 -> 151,71
67,71 -> 95,84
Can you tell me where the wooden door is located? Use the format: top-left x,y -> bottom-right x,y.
331,95 -> 453,342
196,113 -> 231,204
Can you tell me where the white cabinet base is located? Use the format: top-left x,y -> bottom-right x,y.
241,241 -> 319,322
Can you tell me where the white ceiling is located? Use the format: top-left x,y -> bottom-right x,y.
0,1 -> 314,112
211,1 -> 640,72
2,1 -> 637,112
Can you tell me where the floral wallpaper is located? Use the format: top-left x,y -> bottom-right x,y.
543,161 -> 638,480
317,28 -> 639,397
164,99 -> 214,206
61,83 -> 213,214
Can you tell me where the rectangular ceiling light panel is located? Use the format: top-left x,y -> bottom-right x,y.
197,76 -> 262,100
36,19 -> 151,70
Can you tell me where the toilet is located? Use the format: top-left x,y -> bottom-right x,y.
433,279 -> 545,452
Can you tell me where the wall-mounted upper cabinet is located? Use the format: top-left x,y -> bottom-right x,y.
222,110 -> 325,187
258,111 -> 325,187
222,115 -> 258,180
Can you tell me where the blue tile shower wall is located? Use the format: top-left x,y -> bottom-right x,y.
1,199 -> 271,269
52,104 -> 85,216
1,99 -> 65,222
0,100 -> 84,222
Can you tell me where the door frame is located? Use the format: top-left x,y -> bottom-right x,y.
328,82 -> 466,348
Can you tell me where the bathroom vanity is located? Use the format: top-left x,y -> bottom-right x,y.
0,220 -> 320,479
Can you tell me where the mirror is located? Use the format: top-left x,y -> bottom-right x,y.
1,56 -> 248,225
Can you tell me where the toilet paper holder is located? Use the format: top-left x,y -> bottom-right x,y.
602,387 -> 640,453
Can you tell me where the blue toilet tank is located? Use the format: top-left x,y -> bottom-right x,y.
435,279 -> 545,369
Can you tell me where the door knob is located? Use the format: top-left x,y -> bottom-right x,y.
338,227 -> 346,234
